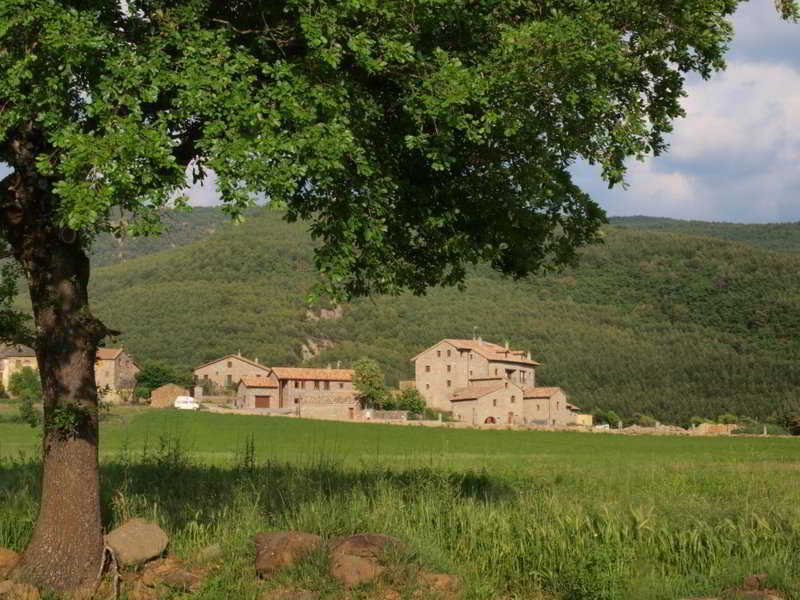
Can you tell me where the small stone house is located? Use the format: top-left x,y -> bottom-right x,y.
150,383 -> 190,408
193,352 -> 270,392
95,348 -> 140,403
268,367 -> 355,409
0,344 -> 38,390
236,375 -> 279,409
449,379 -> 526,425
522,387 -> 579,426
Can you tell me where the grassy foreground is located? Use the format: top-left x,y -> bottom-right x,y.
1,407 -> 799,599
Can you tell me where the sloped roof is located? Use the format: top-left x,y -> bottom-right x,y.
411,339 -> 540,366
522,386 -> 564,399
193,353 -> 270,372
449,382 -> 506,402
270,367 -> 354,382
0,344 -> 35,358
96,348 -> 123,361
239,375 -> 279,388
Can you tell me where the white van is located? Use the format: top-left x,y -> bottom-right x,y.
174,396 -> 200,411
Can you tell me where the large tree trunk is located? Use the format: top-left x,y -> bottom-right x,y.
2,164 -> 107,591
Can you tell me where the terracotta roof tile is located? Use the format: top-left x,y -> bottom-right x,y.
96,348 -> 123,360
411,339 -> 540,366
270,367 -> 354,382
239,375 -> 279,388
193,353 -> 270,372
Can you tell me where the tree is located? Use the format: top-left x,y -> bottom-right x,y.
134,360 -> 193,400
397,388 -> 426,415
352,358 -> 388,408
9,366 -> 42,427
0,0 -> 796,591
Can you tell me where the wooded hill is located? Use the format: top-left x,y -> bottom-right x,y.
81,209 -> 799,425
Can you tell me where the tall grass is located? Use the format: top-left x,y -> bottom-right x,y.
2,427 -> 799,600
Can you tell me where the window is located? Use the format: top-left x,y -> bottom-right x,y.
294,381 -> 300,389
425,365 -> 430,373
447,349 -> 451,357
446,380 -> 451,388
494,368 -> 498,375
256,374 -> 261,377
511,396 -> 515,404
301,381 -> 306,389
314,380 -> 320,390
227,361 -> 232,368
537,404 -> 540,411
339,383 -> 344,389
446,364 -> 451,372
492,398 -> 497,407
324,381 -> 330,390
556,401 -> 560,410
226,374 -> 232,386
426,383 -> 430,390
469,370 -> 473,376
294,398 -> 299,404
437,350 -> 441,357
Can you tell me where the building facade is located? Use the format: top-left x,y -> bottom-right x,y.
411,338 -> 539,411
521,387 -> 579,426
236,375 -> 280,409
193,353 -> 271,392
449,379 -> 527,425
1,344 -> 139,403
268,367 -> 355,408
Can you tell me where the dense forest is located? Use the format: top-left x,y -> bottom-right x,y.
65,208 -> 800,426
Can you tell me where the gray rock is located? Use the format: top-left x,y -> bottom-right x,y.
105,518 -> 169,567
254,531 -> 322,578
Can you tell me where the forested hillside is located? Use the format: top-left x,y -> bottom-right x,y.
610,216 -> 800,253
84,209 -> 800,425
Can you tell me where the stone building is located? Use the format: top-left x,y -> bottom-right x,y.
150,383 -> 190,408
236,375 -> 280,409
268,367 -> 355,408
0,344 -> 37,390
193,352 -> 270,392
411,338 -> 539,411
521,387 -> 579,426
95,348 -> 140,403
449,379 -> 526,425
1,344 -> 138,403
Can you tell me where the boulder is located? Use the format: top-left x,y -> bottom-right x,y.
328,534 -> 402,587
0,581 -> 40,600
253,532 -> 322,578
0,548 -> 20,579
105,518 -> 169,567
139,557 -> 203,592
330,553 -> 384,588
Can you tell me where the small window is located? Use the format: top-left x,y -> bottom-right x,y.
227,361 -> 232,368
339,383 -> 344,389
504,381 -> 508,388
426,383 -> 430,390
537,404 -> 540,411
324,381 -> 330,390
425,365 -> 431,373
314,380 -> 320,390
294,381 -> 300,389
469,370 -> 473,376
437,350 -> 441,357
256,374 -> 261,377
494,368 -> 498,375
511,396 -> 515,404
447,349 -> 451,357
447,364 -> 451,372
446,380 -> 451,388
493,398 -> 497,407
294,398 -> 299,404
301,381 -> 306,389
556,401 -> 560,410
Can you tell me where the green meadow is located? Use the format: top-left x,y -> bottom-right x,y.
2,406 -> 799,599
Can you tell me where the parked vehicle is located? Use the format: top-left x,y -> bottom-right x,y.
174,396 -> 200,411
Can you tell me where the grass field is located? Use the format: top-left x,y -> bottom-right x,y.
1,405 -> 799,599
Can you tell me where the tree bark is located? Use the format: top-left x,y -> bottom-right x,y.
2,162 -> 106,591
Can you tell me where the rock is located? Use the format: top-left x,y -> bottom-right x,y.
260,587 -> 318,600
196,543 -> 223,563
330,553 -> 384,588
0,548 -> 20,579
328,534 -> 402,588
105,518 -> 169,567
329,534 -> 402,560
0,581 -> 40,600
140,557 -> 203,592
253,532 -> 322,578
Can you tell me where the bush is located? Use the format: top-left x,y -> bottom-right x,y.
637,414 -> 657,428
717,412 -> 739,424
782,415 -> 800,436
396,388 -> 425,415
9,367 -> 42,428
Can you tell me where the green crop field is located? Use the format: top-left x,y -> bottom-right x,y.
2,406 -> 799,599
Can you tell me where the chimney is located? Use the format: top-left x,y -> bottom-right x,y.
255,357 -> 259,364
337,360 -> 341,369
478,336 -> 482,345
527,351 -> 531,361
505,340 -> 509,350
237,350 -> 241,357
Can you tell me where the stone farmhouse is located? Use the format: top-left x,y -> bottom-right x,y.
235,367 -> 359,420
0,344 -> 139,403
193,352 -> 270,392
412,338 -> 587,426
